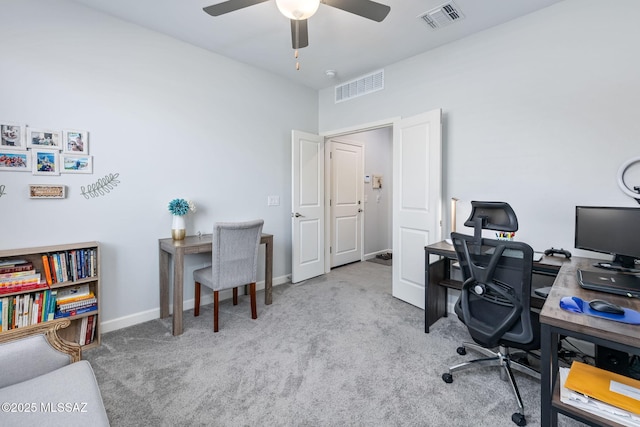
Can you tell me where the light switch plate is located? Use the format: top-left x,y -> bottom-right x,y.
267,195 -> 280,206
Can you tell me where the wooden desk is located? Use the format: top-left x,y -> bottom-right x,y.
424,240 -> 567,333
159,233 -> 273,336
540,257 -> 640,427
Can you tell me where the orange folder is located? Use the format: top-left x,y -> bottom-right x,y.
565,361 -> 640,415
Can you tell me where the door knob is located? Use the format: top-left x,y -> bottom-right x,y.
358,209 -> 363,213
293,212 -> 305,218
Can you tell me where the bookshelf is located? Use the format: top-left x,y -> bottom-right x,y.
0,241 -> 100,349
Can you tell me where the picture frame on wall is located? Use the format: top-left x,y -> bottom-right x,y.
62,129 -> 88,154
27,128 -> 62,149
0,151 -> 31,171
0,122 -> 26,150
61,153 -> 92,174
32,149 -> 60,175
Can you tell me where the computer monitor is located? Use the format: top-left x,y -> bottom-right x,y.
574,206 -> 640,270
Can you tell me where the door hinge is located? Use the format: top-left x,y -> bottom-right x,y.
330,246 -> 332,254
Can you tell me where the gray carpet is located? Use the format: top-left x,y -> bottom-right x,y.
85,261 -> 583,427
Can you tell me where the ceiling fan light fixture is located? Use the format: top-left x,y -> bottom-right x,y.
276,0 -> 320,20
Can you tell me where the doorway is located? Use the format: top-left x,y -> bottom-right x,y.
292,110 -> 442,310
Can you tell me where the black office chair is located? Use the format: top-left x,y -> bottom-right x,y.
441,202 -> 540,426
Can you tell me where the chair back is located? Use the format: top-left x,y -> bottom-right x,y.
451,232 -> 535,349
211,219 -> 264,291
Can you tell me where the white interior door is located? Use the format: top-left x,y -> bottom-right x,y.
330,140 -> 363,268
392,110 -> 442,308
291,130 -> 325,283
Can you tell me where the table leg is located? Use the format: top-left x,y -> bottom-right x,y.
264,235 -> 273,305
540,323 -> 557,427
172,248 -> 185,336
159,246 -> 170,319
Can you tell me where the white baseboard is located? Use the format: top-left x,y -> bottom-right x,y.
364,249 -> 392,260
100,274 -> 291,333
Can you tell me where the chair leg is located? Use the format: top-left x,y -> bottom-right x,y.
250,282 -> 257,319
194,282 -> 201,317
213,290 -> 219,332
233,287 -> 238,305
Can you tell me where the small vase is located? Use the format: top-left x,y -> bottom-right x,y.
171,215 -> 186,240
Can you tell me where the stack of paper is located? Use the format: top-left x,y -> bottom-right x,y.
560,361 -> 640,426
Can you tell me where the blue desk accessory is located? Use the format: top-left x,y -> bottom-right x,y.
559,296 -> 640,325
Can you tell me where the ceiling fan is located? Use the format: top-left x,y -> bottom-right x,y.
203,0 -> 391,50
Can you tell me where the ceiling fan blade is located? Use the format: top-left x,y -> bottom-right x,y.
291,19 -> 309,49
203,0 -> 269,16
321,0 -> 390,22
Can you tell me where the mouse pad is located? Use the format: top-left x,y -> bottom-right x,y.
559,296 -> 640,324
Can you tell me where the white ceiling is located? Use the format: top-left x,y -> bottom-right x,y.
70,0 -> 564,90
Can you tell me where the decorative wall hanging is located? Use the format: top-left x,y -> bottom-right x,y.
80,173 -> 120,199
27,128 -> 62,150
62,130 -> 89,154
0,122 -> 26,150
0,184 -> 6,197
32,149 -> 60,176
1,124 -> 93,177
0,151 -> 30,171
61,154 -> 93,174
29,184 -> 66,199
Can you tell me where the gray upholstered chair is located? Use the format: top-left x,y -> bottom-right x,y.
193,219 -> 264,332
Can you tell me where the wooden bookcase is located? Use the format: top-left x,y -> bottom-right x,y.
0,241 -> 100,349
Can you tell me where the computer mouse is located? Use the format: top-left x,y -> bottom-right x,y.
588,299 -> 625,315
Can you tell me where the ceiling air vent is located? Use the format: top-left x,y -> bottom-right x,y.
419,2 -> 464,29
335,69 -> 384,103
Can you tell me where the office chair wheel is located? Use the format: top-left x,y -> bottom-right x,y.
442,373 -> 453,383
511,412 -> 526,426
456,346 -> 467,355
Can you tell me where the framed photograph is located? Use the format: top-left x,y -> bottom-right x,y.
0,122 -> 26,150
29,184 -> 66,199
63,129 -> 88,154
32,149 -> 60,175
27,128 -> 61,149
61,153 -> 92,174
0,151 -> 31,171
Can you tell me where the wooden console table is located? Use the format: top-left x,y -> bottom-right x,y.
159,233 -> 273,336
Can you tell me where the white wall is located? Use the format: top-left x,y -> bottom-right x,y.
0,0 -> 318,330
319,0 -> 640,257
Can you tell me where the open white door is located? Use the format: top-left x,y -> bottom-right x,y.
392,110 -> 442,308
291,130 -> 325,283
330,140 -> 363,268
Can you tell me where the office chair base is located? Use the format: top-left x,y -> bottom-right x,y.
442,343 -> 539,426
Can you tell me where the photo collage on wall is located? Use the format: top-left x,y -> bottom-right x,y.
0,122 -> 92,175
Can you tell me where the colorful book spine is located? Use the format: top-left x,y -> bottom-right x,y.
53,304 -> 97,319
42,255 -> 53,285
58,295 -> 97,312
47,290 -> 57,322
0,262 -> 34,274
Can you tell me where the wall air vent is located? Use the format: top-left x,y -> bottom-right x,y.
334,69 -> 384,103
419,2 -> 464,29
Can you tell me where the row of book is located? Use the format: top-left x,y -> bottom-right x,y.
41,248 -> 98,285
0,289 -> 58,330
0,284 -> 98,331
0,259 -> 47,295
78,314 -> 98,346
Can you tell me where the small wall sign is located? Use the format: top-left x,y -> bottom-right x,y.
29,184 -> 66,199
